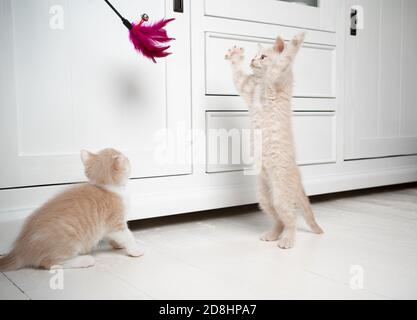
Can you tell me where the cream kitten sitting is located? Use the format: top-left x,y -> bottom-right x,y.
225,33 -> 323,249
0,148 -> 143,271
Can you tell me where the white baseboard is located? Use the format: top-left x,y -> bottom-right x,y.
304,164 -> 417,196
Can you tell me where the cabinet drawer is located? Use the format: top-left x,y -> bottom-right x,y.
204,0 -> 337,32
206,111 -> 336,173
206,33 -> 336,98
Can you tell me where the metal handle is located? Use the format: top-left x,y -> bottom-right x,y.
174,0 -> 184,13
350,8 -> 358,36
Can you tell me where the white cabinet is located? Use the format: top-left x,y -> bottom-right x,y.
1,0 -> 417,246
344,0 -> 417,159
202,8 -> 339,174
0,0 -> 191,188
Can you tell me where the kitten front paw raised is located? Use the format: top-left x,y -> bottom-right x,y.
291,32 -> 306,46
225,46 -> 245,63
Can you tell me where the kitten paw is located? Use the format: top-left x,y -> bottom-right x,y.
291,32 -> 306,46
225,46 -> 245,63
126,247 -> 144,258
277,235 -> 295,249
79,255 -> 96,268
260,229 -> 281,242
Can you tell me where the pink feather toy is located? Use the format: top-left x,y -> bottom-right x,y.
104,0 -> 175,63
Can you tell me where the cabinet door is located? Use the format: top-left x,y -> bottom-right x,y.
344,0 -> 417,160
0,0 -> 191,188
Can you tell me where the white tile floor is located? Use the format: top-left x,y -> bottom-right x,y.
1,185 -> 417,300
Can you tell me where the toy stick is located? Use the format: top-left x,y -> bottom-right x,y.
104,0 -> 175,63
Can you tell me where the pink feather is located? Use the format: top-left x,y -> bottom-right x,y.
129,18 -> 175,63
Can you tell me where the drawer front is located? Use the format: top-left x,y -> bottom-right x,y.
206,111 -> 336,173
204,0 -> 337,32
206,33 -> 336,98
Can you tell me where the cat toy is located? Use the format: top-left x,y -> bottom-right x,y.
104,0 -> 175,63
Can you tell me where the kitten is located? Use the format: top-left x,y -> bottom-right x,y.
0,148 -> 143,271
225,33 -> 323,249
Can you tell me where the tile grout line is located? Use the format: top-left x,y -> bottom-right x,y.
1,271 -> 32,300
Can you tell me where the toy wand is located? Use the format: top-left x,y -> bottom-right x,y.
104,0 -> 175,63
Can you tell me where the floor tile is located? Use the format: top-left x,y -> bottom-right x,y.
1,186 -> 416,300
4,253 -> 152,300
0,272 -> 29,300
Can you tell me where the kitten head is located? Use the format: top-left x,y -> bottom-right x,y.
250,37 -> 286,76
80,148 -> 131,187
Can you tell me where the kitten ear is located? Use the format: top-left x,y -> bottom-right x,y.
112,155 -> 125,171
274,36 -> 285,53
80,150 -> 95,165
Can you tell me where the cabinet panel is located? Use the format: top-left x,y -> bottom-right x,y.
344,0 -> 417,159
206,111 -> 336,173
206,33 -> 336,98
0,0 -> 191,188
204,0 -> 338,32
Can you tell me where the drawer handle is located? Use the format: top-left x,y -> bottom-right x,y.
174,0 -> 184,13
350,8 -> 358,36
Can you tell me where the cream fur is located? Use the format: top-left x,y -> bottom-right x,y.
226,33 -> 324,249
0,148 -> 143,271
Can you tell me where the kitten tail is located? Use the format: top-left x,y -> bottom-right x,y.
0,249 -> 23,272
299,188 -> 324,234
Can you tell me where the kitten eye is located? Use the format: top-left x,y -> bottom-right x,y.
260,55 -> 267,60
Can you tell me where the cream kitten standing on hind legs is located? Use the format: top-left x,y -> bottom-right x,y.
0,148 -> 143,271
225,33 -> 324,249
